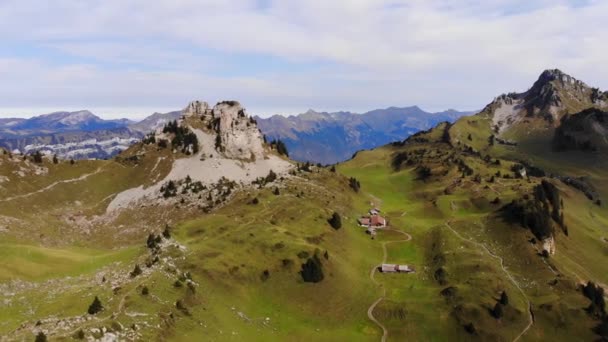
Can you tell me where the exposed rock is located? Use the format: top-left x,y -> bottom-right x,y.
183,101 -> 210,117
542,236 -> 556,255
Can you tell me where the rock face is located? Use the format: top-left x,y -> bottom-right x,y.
186,100 -> 265,160
183,101 -> 210,117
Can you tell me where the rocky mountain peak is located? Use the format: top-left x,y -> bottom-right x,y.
183,100 -> 266,160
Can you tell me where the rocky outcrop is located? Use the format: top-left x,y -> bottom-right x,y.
542,236 -> 556,255
184,100 -> 266,160
183,101 -> 210,117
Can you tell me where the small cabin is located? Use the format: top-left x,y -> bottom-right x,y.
380,264 -> 415,273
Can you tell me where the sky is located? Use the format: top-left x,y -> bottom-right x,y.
0,0 -> 607,119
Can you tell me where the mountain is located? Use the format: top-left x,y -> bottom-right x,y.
0,110 -> 133,137
2,72 -> 608,341
256,106 -> 473,164
128,110 -> 183,134
0,110 -> 182,159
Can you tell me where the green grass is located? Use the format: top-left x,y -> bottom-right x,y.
0,243 -> 141,282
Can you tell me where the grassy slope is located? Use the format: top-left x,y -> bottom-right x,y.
337,125 -> 602,340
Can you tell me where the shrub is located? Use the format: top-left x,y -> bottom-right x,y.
417,166 -> 432,181
348,177 -> 361,192
141,286 -> 149,295
75,329 -> 85,339
87,296 -> 103,315
328,212 -> 342,230
52,154 -> 58,164
265,170 -> 277,183
260,269 -> 270,281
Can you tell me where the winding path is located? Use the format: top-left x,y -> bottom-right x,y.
0,166 -> 106,203
443,221 -> 534,342
367,228 -> 412,342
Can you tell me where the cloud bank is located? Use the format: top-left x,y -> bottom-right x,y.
0,0 -> 606,118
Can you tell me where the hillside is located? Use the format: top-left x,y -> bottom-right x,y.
0,100 -> 388,341
2,70 -> 608,341
256,107 -> 472,164
334,69 -> 608,340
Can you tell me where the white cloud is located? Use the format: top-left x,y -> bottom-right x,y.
0,0 -> 607,117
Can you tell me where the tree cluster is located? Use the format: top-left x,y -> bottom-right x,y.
162,120 -> 199,154
270,139 -> 289,157
300,251 -> 324,283
328,212 -> 342,230
349,177 -> 361,192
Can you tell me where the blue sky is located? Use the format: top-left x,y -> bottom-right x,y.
0,0 -> 606,119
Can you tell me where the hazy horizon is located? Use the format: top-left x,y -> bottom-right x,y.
0,104 -> 478,121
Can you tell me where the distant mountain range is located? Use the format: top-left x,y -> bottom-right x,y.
256,107 -> 474,164
0,110 -> 182,159
0,106 -> 473,162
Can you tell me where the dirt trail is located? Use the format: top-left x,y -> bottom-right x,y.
0,166 -> 106,203
443,221 -> 533,342
367,228 -> 412,342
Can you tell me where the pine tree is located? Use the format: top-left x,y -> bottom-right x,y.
52,154 -> 58,164
491,302 -> 504,319
35,332 -> 47,342
162,225 -> 171,239
130,264 -> 143,278
32,151 -> 43,163
500,291 -> 509,305
87,296 -> 103,315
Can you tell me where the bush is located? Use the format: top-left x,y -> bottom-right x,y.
348,177 -> 361,192
141,286 -> 149,295
417,166 -> 432,181
52,154 -> 58,164
87,296 -> 103,315
328,212 -> 342,230
265,170 -> 277,183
